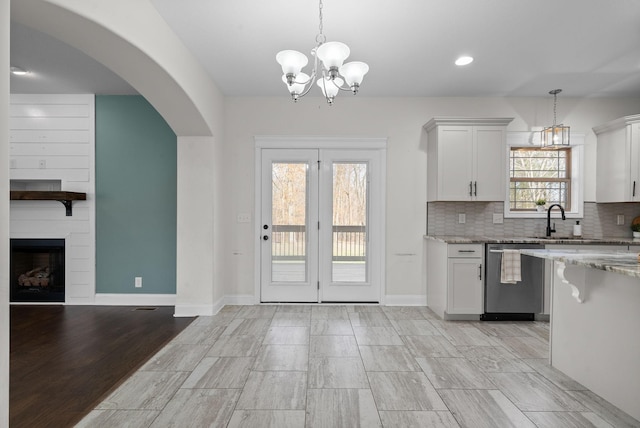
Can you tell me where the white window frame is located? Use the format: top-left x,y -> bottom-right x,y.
504,132 -> 584,219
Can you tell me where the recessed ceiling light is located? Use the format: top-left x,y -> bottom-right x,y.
455,56 -> 474,66
10,66 -> 28,75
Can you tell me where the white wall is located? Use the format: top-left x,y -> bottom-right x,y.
1,0 -> 9,422
9,94 -> 96,304
222,96 -> 640,301
175,136 -> 219,316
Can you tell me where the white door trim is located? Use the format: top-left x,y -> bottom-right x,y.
254,136 -> 387,304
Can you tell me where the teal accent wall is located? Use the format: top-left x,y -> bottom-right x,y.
95,96 -> 177,294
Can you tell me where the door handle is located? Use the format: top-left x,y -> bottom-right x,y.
263,235 -> 269,241
263,224 -> 269,229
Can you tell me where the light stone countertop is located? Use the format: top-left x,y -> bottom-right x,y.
520,248 -> 640,279
424,235 -> 640,245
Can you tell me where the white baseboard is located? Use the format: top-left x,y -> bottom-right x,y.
92,294 -> 250,317
174,304 -> 216,317
94,293 -> 176,306
89,293 -> 426,313
384,294 -> 427,306
224,294 -> 255,305
174,295 -> 239,317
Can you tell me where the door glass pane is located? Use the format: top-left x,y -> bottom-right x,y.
271,162 -> 308,282
332,162 -> 367,282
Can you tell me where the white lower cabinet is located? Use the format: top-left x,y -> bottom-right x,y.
447,257 -> 483,315
426,240 -> 483,319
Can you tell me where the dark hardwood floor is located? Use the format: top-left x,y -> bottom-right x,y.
10,305 -> 194,428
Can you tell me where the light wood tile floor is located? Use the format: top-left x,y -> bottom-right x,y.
77,305 -> 640,428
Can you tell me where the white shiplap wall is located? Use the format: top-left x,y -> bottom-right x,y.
9,94 -> 95,304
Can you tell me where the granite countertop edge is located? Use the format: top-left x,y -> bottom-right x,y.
423,235 -> 640,245
519,248 -> 640,279
424,235 -> 640,277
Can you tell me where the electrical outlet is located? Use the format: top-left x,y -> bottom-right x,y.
38,160 -> 46,169
458,213 -> 466,224
135,277 -> 142,288
493,213 -> 504,224
617,215 -> 625,225
10,159 -> 17,169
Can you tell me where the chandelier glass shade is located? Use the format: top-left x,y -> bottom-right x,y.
541,89 -> 570,149
275,0 -> 369,104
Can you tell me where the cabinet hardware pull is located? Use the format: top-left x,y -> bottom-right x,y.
478,264 -> 482,280
468,181 -> 472,196
474,181 -> 477,196
634,181 -> 636,197
458,250 -> 476,253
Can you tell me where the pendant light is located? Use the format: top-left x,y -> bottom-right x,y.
275,0 -> 369,104
541,89 -> 570,149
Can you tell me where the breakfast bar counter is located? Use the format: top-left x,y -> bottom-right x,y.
520,249 -> 640,421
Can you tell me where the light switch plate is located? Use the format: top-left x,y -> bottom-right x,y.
10,159 -> 17,169
493,213 -> 504,224
237,213 -> 251,223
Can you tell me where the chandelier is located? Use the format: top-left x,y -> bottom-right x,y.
541,89 -> 570,149
276,0 -> 369,104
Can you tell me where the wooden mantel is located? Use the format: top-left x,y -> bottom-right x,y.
10,191 -> 87,216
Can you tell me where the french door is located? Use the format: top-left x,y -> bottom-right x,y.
259,146 -> 383,303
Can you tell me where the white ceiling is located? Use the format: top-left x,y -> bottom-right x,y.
10,0 -> 640,98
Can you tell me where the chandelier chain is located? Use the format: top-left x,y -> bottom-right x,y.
316,0 -> 325,44
549,88 -> 561,126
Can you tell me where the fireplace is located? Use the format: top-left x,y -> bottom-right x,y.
10,239 -> 65,303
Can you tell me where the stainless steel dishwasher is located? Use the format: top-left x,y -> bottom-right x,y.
482,243 -> 544,321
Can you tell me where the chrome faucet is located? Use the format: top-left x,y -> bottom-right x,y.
546,204 -> 566,237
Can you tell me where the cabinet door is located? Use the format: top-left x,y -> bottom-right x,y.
437,126 -> 474,200
630,123 -> 640,201
595,118 -> 640,202
447,258 -> 483,314
596,125 -> 630,202
474,127 -> 506,201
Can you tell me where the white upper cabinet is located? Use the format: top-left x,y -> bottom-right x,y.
594,115 -> 640,202
425,117 -> 513,201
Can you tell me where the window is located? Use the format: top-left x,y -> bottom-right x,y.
509,147 -> 571,211
505,133 -> 583,218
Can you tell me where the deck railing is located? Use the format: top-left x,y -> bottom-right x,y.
271,225 -> 366,261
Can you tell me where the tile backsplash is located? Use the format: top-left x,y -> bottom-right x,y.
427,201 -> 640,238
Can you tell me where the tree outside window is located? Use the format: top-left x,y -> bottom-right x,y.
509,147 -> 571,211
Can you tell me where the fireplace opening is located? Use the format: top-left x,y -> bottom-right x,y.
10,239 -> 65,303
